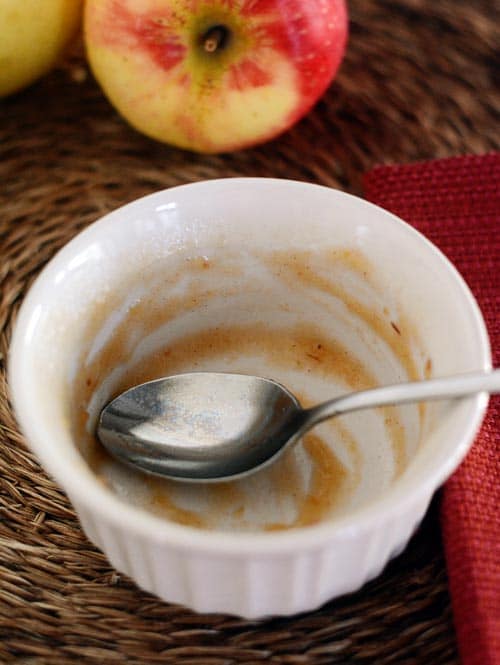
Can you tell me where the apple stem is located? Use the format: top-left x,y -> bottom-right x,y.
202,25 -> 229,53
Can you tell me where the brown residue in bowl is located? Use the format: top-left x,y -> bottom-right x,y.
147,432 -> 348,531
265,434 -> 348,531
149,481 -> 206,529
265,248 -> 426,430
265,248 -> 421,384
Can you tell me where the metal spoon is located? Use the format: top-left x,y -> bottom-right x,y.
97,369 -> 500,482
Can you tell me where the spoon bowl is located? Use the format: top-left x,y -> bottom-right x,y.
98,369 -> 500,482
98,373 -> 303,481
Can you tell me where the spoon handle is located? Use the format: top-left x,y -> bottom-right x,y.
302,369 -> 500,431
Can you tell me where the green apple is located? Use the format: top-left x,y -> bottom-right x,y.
85,0 -> 348,153
0,0 -> 83,97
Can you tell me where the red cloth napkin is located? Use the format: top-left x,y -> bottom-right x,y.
364,153 -> 499,665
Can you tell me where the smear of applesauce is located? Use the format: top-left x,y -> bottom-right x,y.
71,247 -> 426,531
265,248 -> 424,419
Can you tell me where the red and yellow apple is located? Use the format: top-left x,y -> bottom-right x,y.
0,0 -> 82,97
84,0 -> 348,153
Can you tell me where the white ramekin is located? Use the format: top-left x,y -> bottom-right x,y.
9,178 -> 491,618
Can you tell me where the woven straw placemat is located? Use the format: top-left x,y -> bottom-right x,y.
0,1 -> 497,663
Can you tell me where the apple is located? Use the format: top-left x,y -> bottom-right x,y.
0,0 -> 83,98
84,0 -> 348,153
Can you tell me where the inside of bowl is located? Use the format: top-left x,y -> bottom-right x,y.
69,246 -> 427,532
